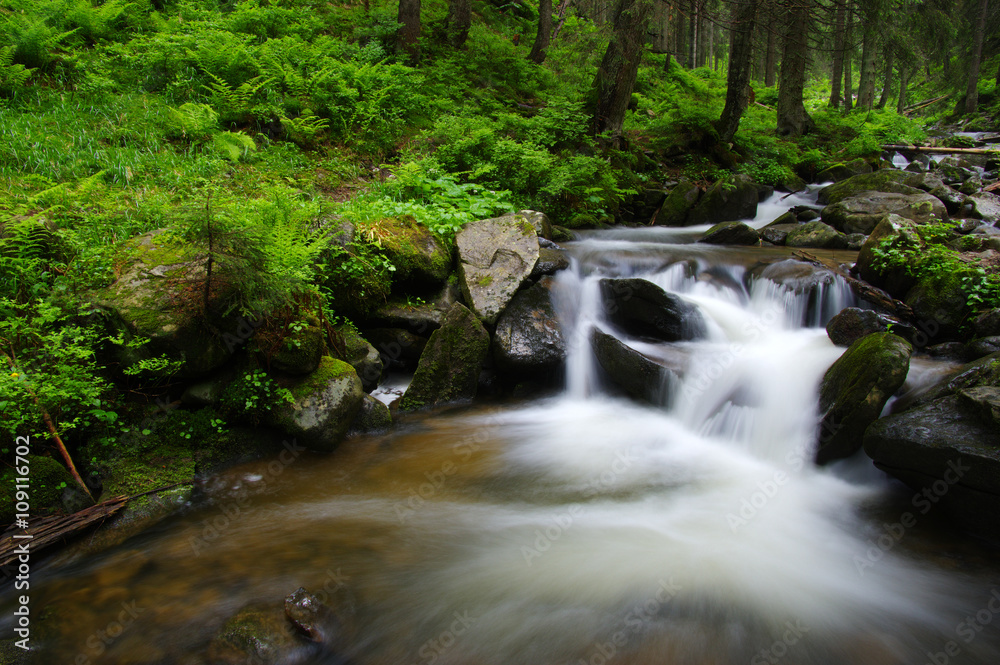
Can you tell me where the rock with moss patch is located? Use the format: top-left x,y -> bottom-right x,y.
816,159 -> 872,183
656,180 -> 702,226
269,357 -> 364,452
698,221 -> 760,245
494,277 -> 566,375
400,303 -> 490,410
334,326 -> 383,392
817,170 -> 926,205
969,192 -> 1000,225
759,222 -> 799,245
457,213 -> 540,324
816,332 -> 913,464
0,455 -> 93,523
271,323 -> 325,376
531,247 -> 571,278
821,191 -> 948,235
206,601 -> 323,665
784,221 -> 850,249
855,214 -> 923,298
518,209 -> 553,240
686,175 -> 758,226
364,215 -> 451,287
903,270 -> 973,341
826,307 -> 912,347
96,229 -> 238,378
348,394 -> 392,435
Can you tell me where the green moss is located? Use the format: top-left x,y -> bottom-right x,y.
0,455 -> 86,521
287,356 -> 356,400
477,273 -> 493,286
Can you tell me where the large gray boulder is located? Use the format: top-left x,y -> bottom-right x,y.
494,277 -> 566,375
457,213 -> 540,324
599,278 -> 706,342
591,329 -> 682,404
817,170 -> 925,205
698,221 -> 760,245
821,191 -> 948,234
815,158 -> 872,183
815,333 -> 913,464
969,192 -> 1000,225
399,302 -> 490,410
269,357 -> 365,452
686,175 -> 758,226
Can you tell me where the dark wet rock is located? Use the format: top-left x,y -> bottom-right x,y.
530,247 -> 571,278
348,394 -> 392,435
960,177 -> 984,196
863,395 -> 1000,543
769,211 -> 797,226
968,192 -> 1000,224
816,158 -> 872,183
271,322 -> 325,376
796,208 -> 821,222
0,455 -> 93,524
687,175 -> 759,225
699,221 -> 760,246
856,214 -> 922,298
182,377 -> 227,406
656,180 -> 702,226
284,587 -> 341,644
759,223 -> 799,245
821,191 -> 948,235
903,271 -> 973,342
926,342 -> 967,360
904,351 -> 1000,411
363,328 -> 427,368
966,336 -> 1000,360
370,215 -> 452,288
826,307 -> 912,347
399,302 -> 490,411
784,221 -> 850,249
206,593 -> 332,665
494,277 -> 566,375
928,185 -> 966,215
816,333 -> 913,464
599,278 -> 706,342
591,329 -> 680,404
974,308 -> 1000,337
335,326 -> 383,392
457,213 -> 540,324
269,357 -> 365,452
748,259 -> 836,294
957,219 -> 984,234
845,233 -> 867,250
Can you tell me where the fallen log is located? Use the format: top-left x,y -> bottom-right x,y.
882,144 -> 1000,156
902,95 -> 949,115
791,250 -> 916,321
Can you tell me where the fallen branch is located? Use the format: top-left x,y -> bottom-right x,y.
902,95 -> 949,115
882,144 -> 1000,156
984,181 -> 1000,193
0,496 -> 127,567
791,251 -> 916,321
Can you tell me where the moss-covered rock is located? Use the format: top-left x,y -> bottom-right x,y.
821,191 -> 948,234
270,322 -> 325,376
347,394 -> 392,435
206,602 -> 321,665
269,357 -> 364,451
656,180 -> 701,226
759,222 -> 799,245
903,270 -> 974,341
855,214 -> 923,298
457,213 -> 539,325
0,455 -> 93,523
399,303 -> 490,411
94,229 -> 238,378
686,175 -> 758,226
334,326 -> 383,392
815,158 -> 872,183
784,221 -> 849,249
816,332 -> 913,464
816,170 -> 925,205
698,221 -> 760,245
826,307 -> 911,347
518,209 -> 553,240
359,215 -> 452,288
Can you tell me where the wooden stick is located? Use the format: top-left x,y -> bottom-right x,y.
902,95 -> 949,115
882,144 -> 1000,156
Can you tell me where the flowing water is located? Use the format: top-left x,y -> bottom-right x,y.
6,203 -> 1000,665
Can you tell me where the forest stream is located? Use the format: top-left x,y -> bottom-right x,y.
5,185 -> 1000,665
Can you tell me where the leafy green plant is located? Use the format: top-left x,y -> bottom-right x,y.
0,46 -> 34,96
220,369 -> 292,424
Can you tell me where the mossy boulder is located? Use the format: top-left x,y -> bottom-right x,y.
815,158 -> 872,183
95,229 -> 237,378
784,221 -> 850,249
518,209 -> 553,240
360,215 -> 452,288
686,175 -> 758,226
903,270 -> 974,341
698,221 -> 760,245
821,191 -> 948,234
334,326 -> 383,392
531,247 -> 571,278
494,277 -> 566,375
968,192 -> 1000,224
759,222 -> 799,245
816,170 -> 925,205
269,357 -> 364,452
0,455 -> 93,523
656,180 -> 701,226
816,332 -> 913,464
270,322 -> 325,376
348,394 -> 392,435
826,307 -> 911,347
974,308 -> 1000,337
457,213 -> 540,324
399,302 -> 490,411
206,602 -> 322,665
856,214 -> 923,298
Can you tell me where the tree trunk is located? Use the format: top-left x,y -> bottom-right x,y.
896,63 -> 909,114
829,0 -> 845,107
843,0 -> 853,110
877,47 -> 893,109
689,0 -> 698,68
529,0 -> 553,63
397,0 -> 421,62
966,0 -> 988,114
590,0 -> 654,145
551,0 -> 573,41
445,0 -> 471,48
856,20 -> 877,110
776,0 -> 814,136
716,0 -> 759,143
764,0 -> 776,86
675,0 -> 687,67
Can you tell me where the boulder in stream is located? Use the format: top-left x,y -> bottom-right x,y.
816,332 -> 913,464
686,174 -> 758,226
591,329 -> 682,404
399,302 -> 490,411
494,277 -> 566,375
815,158 -> 872,183
817,170 -> 925,205
826,307 -> 912,347
656,179 -> 702,226
699,221 -> 760,246
855,214 -> 922,298
821,191 -> 948,235
968,191 -> 1000,225
457,212 -> 540,324
599,277 -> 706,342
784,221 -> 850,249
269,357 -> 365,452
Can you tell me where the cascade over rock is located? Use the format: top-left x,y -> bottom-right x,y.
598,277 -> 706,342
